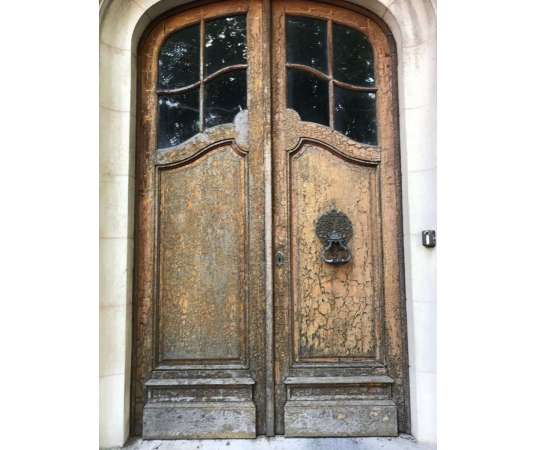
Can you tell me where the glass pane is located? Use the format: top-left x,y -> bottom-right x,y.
287,68 -> 329,126
205,15 -> 247,75
286,16 -> 327,73
204,70 -> 247,128
333,23 -> 375,86
335,87 -> 377,144
158,24 -> 200,90
157,89 -> 200,148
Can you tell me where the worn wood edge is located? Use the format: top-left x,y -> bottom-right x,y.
259,0 -> 276,437
285,399 -> 396,406
145,377 -> 256,386
284,375 -> 394,385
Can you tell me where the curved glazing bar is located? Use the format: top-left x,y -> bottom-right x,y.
155,14 -> 248,149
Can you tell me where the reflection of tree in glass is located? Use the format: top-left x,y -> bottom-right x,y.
158,89 -> 200,148
334,89 -> 377,145
286,16 -> 327,73
156,15 -> 248,147
204,71 -> 247,128
158,24 -> 200,89
333,23 -> 375,87
205,15 -> 247,75
287,69 -> 329,126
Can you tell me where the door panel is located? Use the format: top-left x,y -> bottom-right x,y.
290,144 -> 379,362
157,145 -> 248,366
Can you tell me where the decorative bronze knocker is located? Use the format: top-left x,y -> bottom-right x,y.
315,209 -> 353,265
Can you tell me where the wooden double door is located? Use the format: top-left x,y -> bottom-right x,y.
132,0 -> 409,439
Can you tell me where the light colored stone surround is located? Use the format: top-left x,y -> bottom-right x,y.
99,0 -> 436,447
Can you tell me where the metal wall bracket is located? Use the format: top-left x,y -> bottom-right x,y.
422,230 -> 436,248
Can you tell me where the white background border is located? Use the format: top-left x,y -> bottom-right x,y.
0,1 -> 535,450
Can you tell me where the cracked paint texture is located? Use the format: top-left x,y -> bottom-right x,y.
158,146 -> 247,362
291,144 -> 378,360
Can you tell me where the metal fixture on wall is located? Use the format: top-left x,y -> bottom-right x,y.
422,230 -> 436,248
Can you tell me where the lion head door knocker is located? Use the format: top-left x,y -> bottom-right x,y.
315,209 -> 353,265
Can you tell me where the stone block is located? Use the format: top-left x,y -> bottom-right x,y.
284,400 -> 397,437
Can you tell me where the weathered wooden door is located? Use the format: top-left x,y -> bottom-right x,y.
271,0 -> 409,437
132,0 -> 409,440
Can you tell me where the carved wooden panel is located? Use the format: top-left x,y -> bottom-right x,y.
156,145 -> 248,366
289,143 -> 380,363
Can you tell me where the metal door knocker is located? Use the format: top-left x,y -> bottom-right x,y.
315,209 -> 353,265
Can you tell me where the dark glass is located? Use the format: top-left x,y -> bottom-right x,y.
157,89 -> 200,148
205,15 -> 247,75
335,87 -> 377,144
158,24 -> 200,90
204,70 -> 247,128
286,16 -> 327,73
333,23 -> 375,86
287,68 -> 329,126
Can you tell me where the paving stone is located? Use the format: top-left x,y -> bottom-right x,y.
108,435 -> 435,450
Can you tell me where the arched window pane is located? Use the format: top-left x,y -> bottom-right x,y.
157,89 -> 200,148
286,16 -> 327,73
205,15 -> 247,75
333,23 -> 375,87
287,68 -> 329,126
335,87 -> 377,145
158,24 -> 200,89
204,70 -> 247,129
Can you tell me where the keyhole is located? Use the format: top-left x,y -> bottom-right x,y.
275,251 -> 285,266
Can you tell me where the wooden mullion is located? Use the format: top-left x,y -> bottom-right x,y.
285,63 -> 330,81
199,18 -> 205,132
156,81 -> 202,95
327,18 -> 334,128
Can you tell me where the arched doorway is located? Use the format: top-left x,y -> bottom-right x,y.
131,0 -> 409,439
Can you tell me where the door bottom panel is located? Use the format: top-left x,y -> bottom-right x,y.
142,377 -> 256,439
284,400 -> 397,437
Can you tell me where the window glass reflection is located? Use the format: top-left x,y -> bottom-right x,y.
157,89 -> 200,148
334,87 -> 377,145
333,23 -> 375,86
204,70 -> 247,128
286,16 -> 327,73
287,68 -> 329,126
205,15 -> 247,75
158,24 -> 200,89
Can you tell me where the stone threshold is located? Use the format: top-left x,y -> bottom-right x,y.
108,435 -> 436,450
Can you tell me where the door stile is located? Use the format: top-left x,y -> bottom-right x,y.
271,0 -> 288,434
258,0 -> 276,437
246,0 -> 274,435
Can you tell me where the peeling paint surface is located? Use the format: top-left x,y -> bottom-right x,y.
291,144 -> 378,360
158,146 -> 247,363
